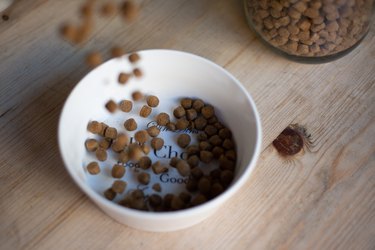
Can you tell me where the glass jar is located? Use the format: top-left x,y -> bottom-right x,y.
244,0 -> 374,62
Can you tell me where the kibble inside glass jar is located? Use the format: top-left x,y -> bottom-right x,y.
244,0 -> 374,62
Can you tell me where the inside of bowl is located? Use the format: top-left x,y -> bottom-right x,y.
59,50 -> 259,208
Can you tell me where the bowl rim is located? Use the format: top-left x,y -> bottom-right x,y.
58,49 -> 262,220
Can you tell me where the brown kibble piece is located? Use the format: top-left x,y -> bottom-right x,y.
187,145 -> 200,156
119,100 -> 133,112
179,192 -> 192,204
99,122 -> 109,137
86,51 -> 102,68
186,179 -> 198,192
199,141 -> 212,151
120,1 -> 139,22
138,172 -> 150,185
181,98 -> 193,109
139,156 -> 152,169
186,109 -> 198,121
86,162 -> 100,175
219,155 -> 235,171
139,105 -> 152,118
146,95 -> 159,107
112,180 -> 127,193
134,130 -> 148,144
200,150 -> 213,163
95,148 -> 107,161
118,72 -> 131,84
176,160 -> 190,177
141,144 -> 151,155
219,128 -> 232,139
87,121 -> 102,134
187,155 -> 200,168
99,138 -> 112,149
169,157 -> 180,167
149,194 -> 162,208
197,132 -> 208,141
147,126 -> 160,137
173,106 -> 186,118
220,170 -> 234,187
104,188 -> 116,200
198,177 -> 211,195
194,117 -> 207,130
212,146 -> 224,158
225,150 -> 237,161
101,2 -> 117,17
132,91 -> 144,101
111,134 -> 128,152
201,105 -> 215,119
177,134 -> 191,148
156,112 -> 170,126
151,137 -> 164,150
171,196 -> 185,210
209,135 -> 223,146
191,194 -> 207,206
204,125 -> 218,136
60,23 -> 77,42
118,151 -> 129,163
133,68 -> 142,78
192,99 -> 205,112
176,118 -> 189,130
210,183 -> 224,198
129,53 -> 141,63
152,161 -> 168,174
152,183 -> 162,192
110,46 -> 125,58
112,164 -> 126,178
85,139 -> 98,152
222,138 -> 234,150
191,167 -> 203,180
124,118 -> 137,131
166,122 -> 176,132
104,127 -> 117,139
210,169 -> 221,180
128,143 -> 143,161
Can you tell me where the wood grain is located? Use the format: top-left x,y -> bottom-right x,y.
0,0 -> 374,249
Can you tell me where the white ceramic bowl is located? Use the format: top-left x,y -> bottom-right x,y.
58,49 -> 261,232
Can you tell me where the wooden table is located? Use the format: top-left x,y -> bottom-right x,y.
1,1 -> 374,249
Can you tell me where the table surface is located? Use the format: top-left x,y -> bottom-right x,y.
1,1 -> 374,249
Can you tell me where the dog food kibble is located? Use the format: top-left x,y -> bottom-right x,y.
128,143 -> 143,161
87,121 -> 102,134
225,150 -> 237,161
186,145 -> 200,156
152,183 -> 162,192
86,161 -> 100,175
171,196 -> 185,210
198,177 -> 211,195
104,188 -> 116,200
133,68 -> 142,78
199,141 -> 212,151
191,194 -> 207,206
139,105 -> 152,118
95,148 -> 107,161
110,46 -> 125,58
177,134 -> 191,148
197,132 -> 208,141
124,118 -> 137,131
118,72 -> 131,84
120,1 -> 139,22
187,155 -> 200,168
112,164 -> 126,178
141,144 -> 151,155
246,0 -> 373,57
86,51 -> 102,68
134,130 -> 148,144
132,91 -> 144,101
173,106 -> 186,118
100,1 -> 117,17
209,135 -> 223,146
151,137 -> 164,150
146,95 -> 159,107
200,150 -> 213,163
219,155 -> 235,171
176,160 -> 191,177
210,183 -> 224,198
219,128 -> 232,139
138,172 -> 150,185
99,138 -> 112,149
220,170 -> 234,187
105,100 -> 117,113
152,161 -> 168,174
176,118 -> 189,130
119,100 -> 133,112
156,112 -> 170,126
118,151 -> 129,163
147,126 -> 160,137
194,117 -> 207,130
85,139 -> 99,152
112,180 -> 127,193
212,146 -> 225,158
186,109 -> 198,121
128,53 -> 141,63
104,127 -> 117,139
191,167 -> 204,180
201,105 -> 215,119
149,194 -> 163,208
112,135 -> 127,152
139,156 -> 152,169
192,99 -> 205,112
181,98 -> 193,109
204,125 -> 218,136
166,122 -> 176,132
179,192 -> 192,204
222,138 -> 235,150
169,157 -> 180,167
